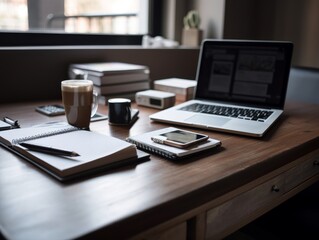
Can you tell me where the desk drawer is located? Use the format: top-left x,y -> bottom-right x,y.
140,222 -> 187,240
205,174 -> 284,239
283,151 -> 319,193
205,149 -> 319,240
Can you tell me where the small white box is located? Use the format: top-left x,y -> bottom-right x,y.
154,78 -> 196,102
135,90 -> 175,109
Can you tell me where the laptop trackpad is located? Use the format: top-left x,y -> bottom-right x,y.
185,114 -> 231,127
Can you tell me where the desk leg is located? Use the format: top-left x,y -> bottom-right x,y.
187,213 -> 206,240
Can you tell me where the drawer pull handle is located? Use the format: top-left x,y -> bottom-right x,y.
271,185 -> 280,192
313,160 -> 319,166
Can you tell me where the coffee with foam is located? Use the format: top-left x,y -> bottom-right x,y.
61,80 -> 96,129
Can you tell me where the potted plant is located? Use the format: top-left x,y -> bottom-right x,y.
182,10 -> 203,47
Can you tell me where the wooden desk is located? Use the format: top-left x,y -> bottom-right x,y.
1,101 -> 319,240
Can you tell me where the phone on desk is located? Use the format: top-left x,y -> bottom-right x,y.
151,129 -> 209,148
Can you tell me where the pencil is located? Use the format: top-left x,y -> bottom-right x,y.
19,142 -> 80,157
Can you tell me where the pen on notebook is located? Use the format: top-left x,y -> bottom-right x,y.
19,142 -> 80,157
3,116 -> 20,128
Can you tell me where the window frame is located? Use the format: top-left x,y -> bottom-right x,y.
0,0 -> 162,46
0,30 -> 143,46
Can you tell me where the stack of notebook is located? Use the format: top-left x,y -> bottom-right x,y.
69,62 -> 150,102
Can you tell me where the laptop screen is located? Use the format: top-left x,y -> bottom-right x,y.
195,40 -> 293,109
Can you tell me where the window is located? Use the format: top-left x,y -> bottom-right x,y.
0,0 -> 28,31
0,0 -> 149,34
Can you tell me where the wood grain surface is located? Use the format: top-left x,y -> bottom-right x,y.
0,101 -> 318,240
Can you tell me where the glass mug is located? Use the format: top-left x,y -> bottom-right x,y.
61,80 -> 98,129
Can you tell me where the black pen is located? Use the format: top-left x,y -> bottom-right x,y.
3,116 -> 20,128
19,142 -> 80,157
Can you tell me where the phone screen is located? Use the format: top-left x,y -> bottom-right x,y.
160,130 -> 208,144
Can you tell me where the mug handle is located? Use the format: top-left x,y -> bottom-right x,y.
126,105 -> 132,123
91,91 -> 98,117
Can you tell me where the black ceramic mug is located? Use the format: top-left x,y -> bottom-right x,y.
108,98 -> 132,125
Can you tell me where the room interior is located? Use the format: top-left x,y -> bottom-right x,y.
0,0 -> 318,239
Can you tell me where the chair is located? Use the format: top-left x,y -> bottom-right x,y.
286,66 -> 319,104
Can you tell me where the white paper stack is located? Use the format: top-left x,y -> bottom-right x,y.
154,78 -> 197,102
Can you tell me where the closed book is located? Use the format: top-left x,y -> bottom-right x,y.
93,80 -> 150,95
0,122 -> 149,181
126,127 -> 221,160
69,62 -> 150,85
154,78 -> 197,101
87,72 -> 150,86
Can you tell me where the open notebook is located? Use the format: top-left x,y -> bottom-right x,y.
0,122 -> 149,181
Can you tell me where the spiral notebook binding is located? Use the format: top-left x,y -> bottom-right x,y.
12,126 -> 79,145
127,139 -> 177,160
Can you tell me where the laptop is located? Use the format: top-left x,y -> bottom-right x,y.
150,39 -> 293,137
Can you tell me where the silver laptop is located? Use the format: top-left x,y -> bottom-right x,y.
150,39 -> 293,137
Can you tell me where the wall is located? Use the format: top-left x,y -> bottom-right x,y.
188,0 -> 225,39
162,0 -> 187,42
161,0 -> 225,43
0,47 -> 199,103
165,0 -> 319,68
223,0 -> 319,68
28,0 -> 64,30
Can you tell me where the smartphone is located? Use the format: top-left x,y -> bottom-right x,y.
151,129 -> 209,148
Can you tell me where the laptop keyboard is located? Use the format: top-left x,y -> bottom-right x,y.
179,103 -> 273,122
